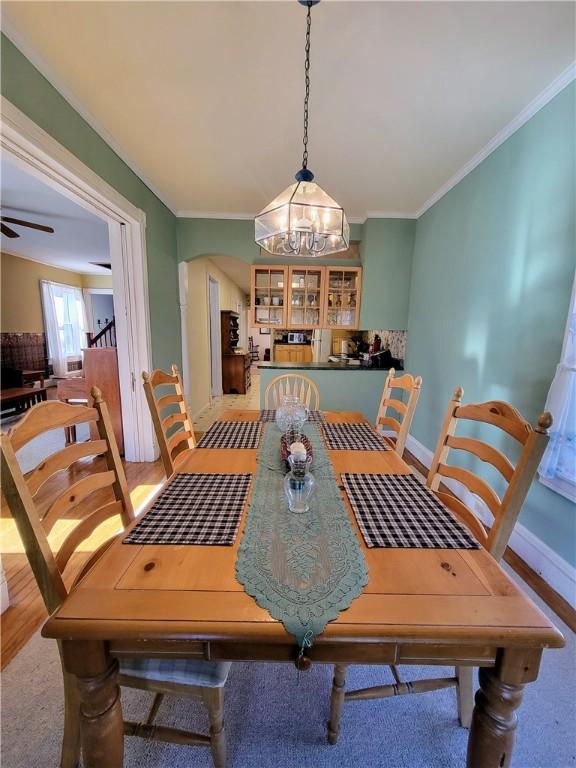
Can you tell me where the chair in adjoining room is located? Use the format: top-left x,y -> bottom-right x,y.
0,391 -> 230,768
375,367 -> 422,457
328,386 -> 551,738
263,373 -> 320,410
248,336 -> 260,362
142,364 -> 195,477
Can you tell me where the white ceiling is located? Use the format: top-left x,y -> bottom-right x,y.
3,2 -> 574,219
1,156 -> 111,274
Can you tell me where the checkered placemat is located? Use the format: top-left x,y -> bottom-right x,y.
322,422 -> 390,451
196,421 -> 262,449
123,473 -> 251,546
341,473 -> 480,549
259,409 -> 326,423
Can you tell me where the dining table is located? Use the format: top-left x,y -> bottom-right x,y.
42,409 -> 564,768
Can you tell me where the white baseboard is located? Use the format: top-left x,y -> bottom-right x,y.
192,400 -> 212,422
405,434 -> 576,608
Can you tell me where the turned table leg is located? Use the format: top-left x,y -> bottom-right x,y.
327,663 -> 348,745
467,648 -> 542,768
61,640 -> 124,768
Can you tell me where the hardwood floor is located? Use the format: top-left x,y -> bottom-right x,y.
1,458 -> 166,669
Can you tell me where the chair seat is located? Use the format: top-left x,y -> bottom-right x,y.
119,657 -> 232,688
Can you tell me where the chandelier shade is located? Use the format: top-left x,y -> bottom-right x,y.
255,176 -> 350,257
255,0 -> 349,258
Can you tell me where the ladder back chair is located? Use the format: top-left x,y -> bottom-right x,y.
142,364 -> 195,478
375,368 -> 422,457
0,390 -> 230,768
329,387 -> 552,739
264,373 -> 320,410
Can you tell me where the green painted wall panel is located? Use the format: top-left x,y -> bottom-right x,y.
177,217 -> 364,267
259,367 -> 391,423
407,84 -> 576,566
1,35 -> 181,372
359,219 -> 416,330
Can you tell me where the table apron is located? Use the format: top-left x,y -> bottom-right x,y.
109,639 -> 498,667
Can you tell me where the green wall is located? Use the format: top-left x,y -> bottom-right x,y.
359,219 -> 416,329
177,217 -> 415,330
0,35 -> 181,373
177,217 -> 365,267
406,84 -> 576,566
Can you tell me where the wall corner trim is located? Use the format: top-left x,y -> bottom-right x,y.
413,61 -> 576,218
405,433 -> 576,607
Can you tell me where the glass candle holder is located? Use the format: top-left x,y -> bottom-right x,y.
276,395 -> 308,438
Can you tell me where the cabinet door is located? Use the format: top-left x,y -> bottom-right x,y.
251,266 -> 288,328
323,268 -> 362,329
287,267 -> 324,328
275,346 -> 290,362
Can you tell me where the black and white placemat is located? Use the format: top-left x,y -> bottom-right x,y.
258,409 -> 326,423
341,473 -> 480,549
196,420 -> 262,449
322,422 -> 390,451
123,473 -> 251,546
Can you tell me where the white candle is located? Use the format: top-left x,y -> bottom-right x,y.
289,441 -> 307,460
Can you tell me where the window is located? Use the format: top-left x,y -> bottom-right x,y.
539,275 -> 576,502
41,281 -> 87,377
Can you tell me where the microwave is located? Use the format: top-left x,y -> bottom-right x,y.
288,332 -> 306,344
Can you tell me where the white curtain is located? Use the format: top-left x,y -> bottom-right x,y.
41,281 -> 88,378
539,274 -> 576,501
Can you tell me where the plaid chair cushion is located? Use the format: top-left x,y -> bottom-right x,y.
119,657 -> 231,688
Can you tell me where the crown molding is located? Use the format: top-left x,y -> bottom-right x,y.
414,61 -> 576,218
1,248 -> 108,276
1,22 -> 178,215
363,211 -> 417,221
176,211 -> 256,220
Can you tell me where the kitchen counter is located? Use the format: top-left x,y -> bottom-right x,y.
258,361 -> 397,371
258,362 -> 405,422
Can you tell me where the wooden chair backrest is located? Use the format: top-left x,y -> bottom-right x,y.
0,388 -> 135,614
426,387 -> 552,561
376,368 -> 422,457
264,373 -> 320,410
142,364 -> 195,477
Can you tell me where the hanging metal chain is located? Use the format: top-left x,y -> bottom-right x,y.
301,2 -> 312,170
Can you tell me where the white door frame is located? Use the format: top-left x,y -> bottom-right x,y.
83,287 -> 114,335
1,97 -> 156,462
208,276 -> 222,398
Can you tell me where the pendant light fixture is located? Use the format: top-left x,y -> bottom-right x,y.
255,0 -> 349,257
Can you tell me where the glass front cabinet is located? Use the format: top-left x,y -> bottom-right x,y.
251,266 -> 288,327
287,266 -> 325,328
251,264 -> 361,329
324,267 -> 362,329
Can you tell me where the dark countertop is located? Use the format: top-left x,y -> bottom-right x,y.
258,361 -> 400,371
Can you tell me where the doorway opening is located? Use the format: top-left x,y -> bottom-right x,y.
1,97 -> 155,461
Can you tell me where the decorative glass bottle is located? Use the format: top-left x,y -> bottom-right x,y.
276,395 -> 308,440
284,455 -> 315,514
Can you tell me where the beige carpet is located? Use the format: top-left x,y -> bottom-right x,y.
1,564 -> 575,768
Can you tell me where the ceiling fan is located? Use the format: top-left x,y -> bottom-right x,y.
1,215 -> 55,239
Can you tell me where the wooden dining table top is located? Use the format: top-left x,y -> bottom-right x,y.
43,409 -> 563,660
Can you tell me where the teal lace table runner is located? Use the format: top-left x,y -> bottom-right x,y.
235,423 -> 368,648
